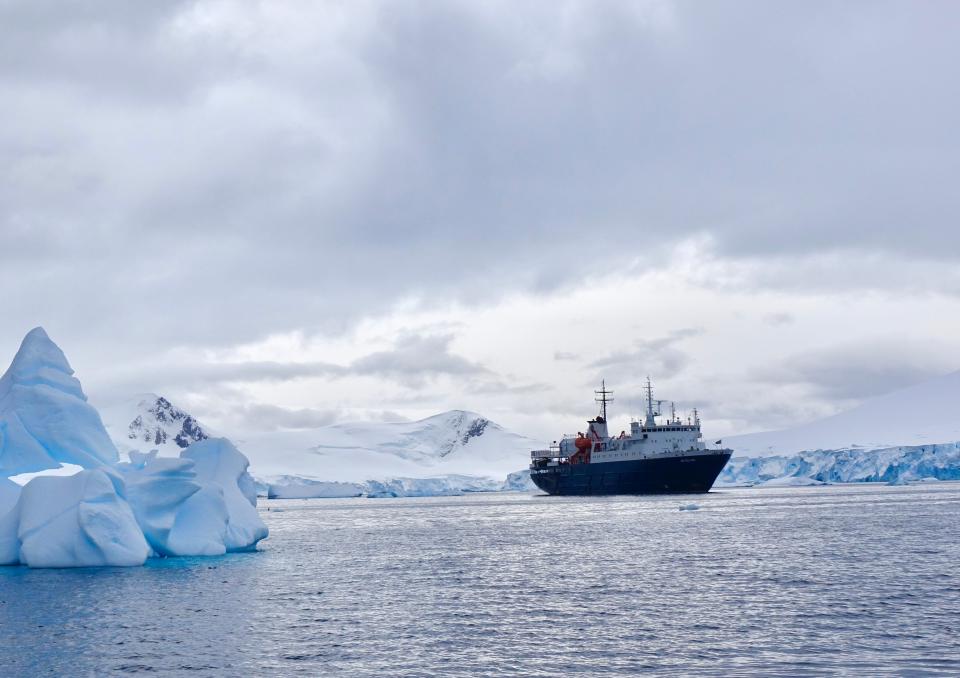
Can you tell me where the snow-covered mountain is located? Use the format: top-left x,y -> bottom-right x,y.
235,409 -> 544,487
101,394 -> 210,458
727,370 -> 960,458
102,398 -> 544,496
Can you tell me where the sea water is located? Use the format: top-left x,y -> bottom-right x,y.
1,483 -> 958,675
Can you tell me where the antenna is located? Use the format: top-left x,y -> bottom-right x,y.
595,380 -> 614,420
644,376 -> 656,427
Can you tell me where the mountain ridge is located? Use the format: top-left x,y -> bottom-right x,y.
101,397 -> 543,484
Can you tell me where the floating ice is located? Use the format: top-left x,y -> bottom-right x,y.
0,478 -> 19,516
116,450 -> 204,556
502,469 -> 536,492
0,328 -> 120,475
259,475 -> 364,499
0,328 -> 268,567
181,438 -> 268,551
678,503 -> 700,511
255,472 -> 504,499
365,475 -> 501,498
0,479 -> 21,564
166,484 -> 230,556
1,469 -> 149,568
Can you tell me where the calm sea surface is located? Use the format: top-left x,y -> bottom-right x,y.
1,483 -> 959,676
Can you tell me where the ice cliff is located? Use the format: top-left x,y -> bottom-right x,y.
0,328 -> 267,568
257,473 -> 519,499
719,442 -> 960,486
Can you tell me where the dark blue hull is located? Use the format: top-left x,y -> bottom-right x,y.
530,452 -> 732,496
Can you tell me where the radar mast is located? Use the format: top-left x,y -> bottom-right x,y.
644,376 -> 657,427
595,380 -> 614,420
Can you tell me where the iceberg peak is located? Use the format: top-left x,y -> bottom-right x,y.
0,326 -> 83,401
0,327 -> 118,475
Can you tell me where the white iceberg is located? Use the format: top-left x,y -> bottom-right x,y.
0,479 -> 22,564
259,475 -> 364,499
0,328 -> 268,568
0,477 -> 19,515
1,469 -> 149,568
0,328 -> 119,475
180,438 -> 268,551
365,474 -> 502,498
759,476 -> 826,487
114,440 -> 268,557
116,450 -> 204,556
166,484 -> 231,556
502,469 -> 536,492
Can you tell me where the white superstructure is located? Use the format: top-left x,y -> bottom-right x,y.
531,378 -> 727,465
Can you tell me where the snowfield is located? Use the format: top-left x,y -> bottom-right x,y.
720,372 -> 960,486
726,370 -> 960,457
104,397 -> 546,498
232,409 -> 543,483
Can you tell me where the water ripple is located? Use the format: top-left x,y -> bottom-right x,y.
1,483 -> 959,675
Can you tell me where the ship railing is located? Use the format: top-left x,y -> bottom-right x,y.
531,449 -> 567,459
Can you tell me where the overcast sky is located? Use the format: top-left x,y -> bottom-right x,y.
3,0 -> 960,441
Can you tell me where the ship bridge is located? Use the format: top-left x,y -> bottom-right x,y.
531,378 -> 724,467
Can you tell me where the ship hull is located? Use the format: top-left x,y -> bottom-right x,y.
530,452 -> 732,496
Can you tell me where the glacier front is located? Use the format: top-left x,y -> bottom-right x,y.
719,442 -> 960,487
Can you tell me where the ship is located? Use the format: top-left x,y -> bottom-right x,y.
529,379 -> 732,495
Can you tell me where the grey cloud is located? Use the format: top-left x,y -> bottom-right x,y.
227,403 -> 340,432
465,380 -> 550,396
754,340 -> 957,402
86,332 -> 493,399
590,328 -> 703,380
763,312 -> 794,327
366,410 -> 411,423
350,334 -> 489,388
554,351 -> 580,361
3,0 -> 960,361
92,359 -> 346,396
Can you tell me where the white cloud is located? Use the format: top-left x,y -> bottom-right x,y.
2,1 -> 960,442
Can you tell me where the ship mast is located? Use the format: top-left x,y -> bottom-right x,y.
644,376 -> 656,427
595,380 -> 614,420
